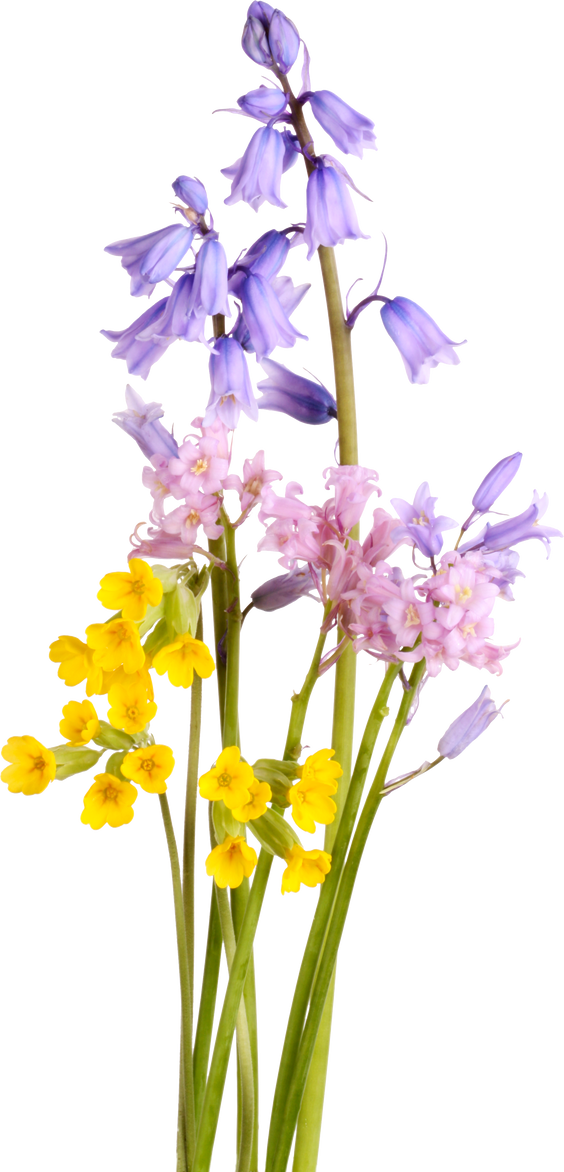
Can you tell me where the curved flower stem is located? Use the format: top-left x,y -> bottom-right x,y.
265,664 -> 402,1172
193,886 -> 222,1126
284,604 -> 331,761
193,852 -> 273,1172
271,660 -> 427,1172
159,793 -> 196,1169
183,610 -> 204,1017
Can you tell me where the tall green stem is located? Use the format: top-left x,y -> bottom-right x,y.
284,606 -> 330,761
222,513 -> 241,749
183,611 -> 204,1016
232,879 -> 260,1171
271,661 -> 426,1172
193,887 -> 222,1126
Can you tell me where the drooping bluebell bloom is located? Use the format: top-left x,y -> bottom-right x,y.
136,273 -> 206,344
101,298 -> 172,379
463,492 -> 562,556
188,237 -> 229,316
204,336 -> 259,429
104,225 -> 194,297
438,686 -> 505,759
380,297 -> 465,385
390,482 -> 458,559
241,272 -> 307,359
251,566 -> 319,612
238,85 -> 288,122
242,4 -> 300,73
113,385 -> 179,460
303,90 -> 376,158
236,229 -> 291,281
222,126 -> 287,211
257,358 -> 337,424
303,158 -> 368,259
171,175 -> 208,215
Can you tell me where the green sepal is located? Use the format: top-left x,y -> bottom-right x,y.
193,564 -> 210,599
50,745 -> 105,780
167,581 -> 199,637
252,758 -> 298,808
138,597 -> 165,638
104,750 -> 129,779
142,616 -> 171,658
212,801 -> 244,844
150,564 -> 180,593
247,808 -> 301,858
93,722 -> 135,751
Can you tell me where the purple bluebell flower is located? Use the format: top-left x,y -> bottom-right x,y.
101,298 -> 172,379
189,237 -> 229,316
460,451 -> 523,533
303,158 -> 368,259
241,272 -> 307,359
466,492 -> 562,556
270,274 -> 311,315
231,307 -> 254,352
481,550 -> 524,601
136,273 -> 206,344
257,358 -> 337,424
236,229 -> 290,281
281,128 -> 300,171
239,0 -> 300,74
113,385 -> 179,460
303,90 -> 376,158
390,482 -> 458,559
172,175 -> 208,215
204,337 -> 259,430
104,225 -> 194,296
251,566 -> 319,612
222,126 -> 287,211
238,85 -> 288,122
380,297 -> 465,385
438,686 -> 505,759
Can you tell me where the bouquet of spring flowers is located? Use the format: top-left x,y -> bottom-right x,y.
2,4 -> 562,1170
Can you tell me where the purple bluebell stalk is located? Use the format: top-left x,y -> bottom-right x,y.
241,273 -> 307,359
113,385 -> 179,460
204,336 -> 258,429
238,85 -> 288,122
189,237 -> 229,316
380,297 -> 464,385
438,686 -> 505,759
303,90 -> 376,158
104,225 -> 194,296
461,447 -> 527,536
136,273 -> 206,343
222,126 -> 287,211
257,358 -> 337,424
391,482 -> 458,559
464,493 -> 562,555
171,175 -> 208,215
239,0 -> 300,74
251,566 -> 318,612
303,158 -> 368,259
101,298 -> 171,379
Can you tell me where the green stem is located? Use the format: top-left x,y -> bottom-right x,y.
265,664 -> 401,1172
284,606 -> 330,762
193,886 -> 222,1126
222,513 -> 240,748
232,879 -> 260,1171
193,852 -> 273,1172
271,661 -> 427,1172
292,969 -> 336,1172
183,610 -> 204,1017
208,532 -> 228,733
160,793 -> 196,1169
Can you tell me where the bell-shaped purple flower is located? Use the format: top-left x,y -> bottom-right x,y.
461,447 -> 527,536
473,492 -> 562,555
251,566 -> 318,612
101,298 -> 172,379
171,175 -> 208,215
189,237 -> 229,316
222,126 -> 287,211
304,90 -> 376,158
113,385 -> 179,460
303,158 -> 368,259
238,85 -> 288,122
438,686 -> 505,759
235,229 -> 291,282
391,482 -> 458,559
481,550 -> 524,601
135,273 -> 206,344
240,272 -> 307,359
204,337 -> 259,430
241,5 -> 300,73
380,297 -> 465,385
257,358 -> 337,424
104,225 -> 194,297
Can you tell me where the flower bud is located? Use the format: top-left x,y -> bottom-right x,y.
471,452 -> 522,512
252,757 -> 299,805
257,358 -> 337,425
238,86 -> 288,122
247,807 -> 301,857
242,13 -> 273,66
212,801 -> 245,843
94,721 -> 136,752
171,175 -> 208,215
251,567 -> 318,612
437,686 -> 505,759
267,10 -> 300,73
51,744 -> 105,780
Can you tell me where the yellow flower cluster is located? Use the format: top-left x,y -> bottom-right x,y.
286,749 -> 342,833
199,747 -> 272,820
80,745 -> 176,827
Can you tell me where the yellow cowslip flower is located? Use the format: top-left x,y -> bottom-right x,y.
152,632 -> 215,689
281,845 -> 332,895
231,777 -> 272,823
120,744 -> 174,794
49,634 -> 110,695
97,558 -> 163,622
59,699 -> 100,745
206,835 -> 257,889
287,776 -> 338,834
86,620 -> 145,674
103,665 -> 154,701
80,773 -> 137,829
199,746 -> 254,811
1,736 -> 57,795
295,748 -> 343,793
107,675 -> 157,734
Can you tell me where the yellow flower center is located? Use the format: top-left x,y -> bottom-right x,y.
405,604 -> 420,627
191,458 -> 209,475
412,512 -> 429,525
461,622 -> 476,638
217,771 -> 233,787
132,580 -> 146,594
127,706 -> 139,720
455,585 -> 472,603
33,755 -> 46,770
116,623 -> 128,640
246,477 -> 262,496
187,510 -> 200,526
141,758 -> 155,772
104,784 -> 118,800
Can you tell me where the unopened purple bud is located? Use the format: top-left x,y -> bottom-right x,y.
251,566 -> 317,612
438,686 -> 504,759
257,358 -> 337,425
267,10 -> 300,73
190,237 -> 229,317
238,86 -> 288,122
242,13 -> 273,66
171,175 -> 208,215
305,90 -> 376,158
248,1 -> 274,20
380,297 -> 464,385
472,452 -> 522,512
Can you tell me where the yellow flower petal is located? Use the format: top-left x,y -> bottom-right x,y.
80,773 -> 137,829
1,736 -> 57,795
205,835 -> 257,888
120,744 -> 174,794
